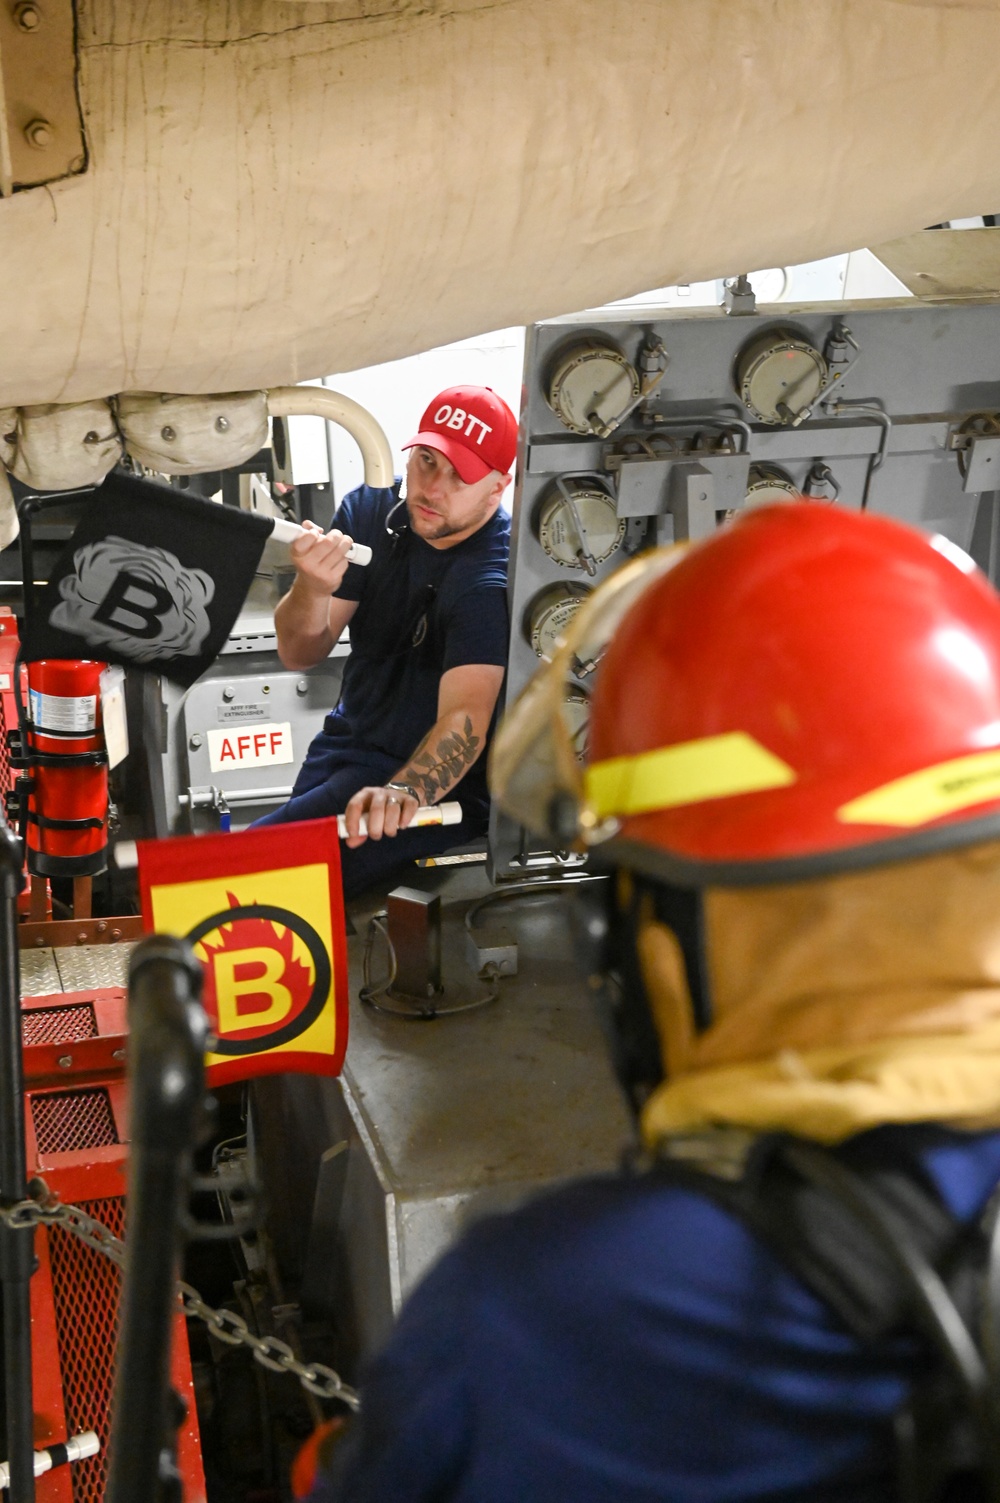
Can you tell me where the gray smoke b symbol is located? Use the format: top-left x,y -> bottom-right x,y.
51,536 -> 215,660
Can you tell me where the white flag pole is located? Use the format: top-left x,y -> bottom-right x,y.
113,802 -> 463,870
269,515 -> 372,567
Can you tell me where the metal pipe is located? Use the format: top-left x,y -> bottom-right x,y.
266,386 -> 394,490
105,937 -> 207,1503
640,412 -> 753,451
0,818 -> 34,1503
177,786 -> 294,808
823,398 -> 892,510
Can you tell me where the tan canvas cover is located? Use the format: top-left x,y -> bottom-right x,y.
116,392 -> 269,474
10,400 -> 121,490
4,0 -> 1000,405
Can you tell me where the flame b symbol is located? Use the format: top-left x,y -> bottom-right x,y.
188,903 -> 331,1055
212,947 -> 294,1033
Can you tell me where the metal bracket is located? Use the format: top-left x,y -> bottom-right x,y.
950,417 -> 1000,493
465,925 -> 518,979
722,274 -> 757,316
386,887 -> 442,1000
670,464 -> 718,541
0,0 -> 86,195
612,449 -> 751,522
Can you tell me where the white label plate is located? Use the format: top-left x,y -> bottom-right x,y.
207,722 -> 294,773
28,688 -> 97,732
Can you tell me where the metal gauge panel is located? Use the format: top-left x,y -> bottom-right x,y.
535,479 -> 625,569
491,298 -> 1000,880
545,339 -> 640,436
735,328 -> 827,425
524,583 -> 592,659
744,463 -> 799,506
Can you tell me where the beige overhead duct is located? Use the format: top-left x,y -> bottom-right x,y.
3,0 -> 1000,406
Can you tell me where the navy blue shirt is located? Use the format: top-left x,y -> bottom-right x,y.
314,1125 -> 1000,1503
330,484 -> 510,809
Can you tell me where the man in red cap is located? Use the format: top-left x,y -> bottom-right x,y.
257,386 -> 518,897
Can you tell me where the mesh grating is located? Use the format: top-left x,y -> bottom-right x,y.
48,1197 -> 125,1503
22,1003 -> 98,1046
31,1089 -> 119,1154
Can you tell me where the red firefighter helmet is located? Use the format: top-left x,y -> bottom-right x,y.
585,503 -> 1000,883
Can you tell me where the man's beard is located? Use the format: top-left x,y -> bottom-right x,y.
404,492 -> 461,541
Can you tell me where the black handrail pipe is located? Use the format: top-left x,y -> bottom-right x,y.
105,936 -> 207,1503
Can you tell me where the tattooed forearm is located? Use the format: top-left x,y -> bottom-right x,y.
394,716 -> 481,803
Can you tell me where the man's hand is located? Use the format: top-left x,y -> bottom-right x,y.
343,785 -> 420,848
275,522 -> 359,669
290,520 -> 356,598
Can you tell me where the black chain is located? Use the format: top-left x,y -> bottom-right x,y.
1,1191 -> 359,1411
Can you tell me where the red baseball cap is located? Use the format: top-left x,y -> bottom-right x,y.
403,386 -> 518,484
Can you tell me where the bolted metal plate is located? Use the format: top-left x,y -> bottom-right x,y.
54,943 -> 135,993
19,947 -> 62,997
0,0 -> 86,195
963,435 -> 1000,494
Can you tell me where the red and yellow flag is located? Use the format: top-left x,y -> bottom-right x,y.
137,820 -> 348,1086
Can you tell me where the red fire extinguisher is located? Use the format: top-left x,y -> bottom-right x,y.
23,659 -> 109,877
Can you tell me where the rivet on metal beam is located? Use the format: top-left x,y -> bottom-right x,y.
13,3 -> 41,31
23,118 -> 52,150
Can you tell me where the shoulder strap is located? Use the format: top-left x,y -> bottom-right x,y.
653,1136 -> 962,1341
651,1135 -> 1000,1503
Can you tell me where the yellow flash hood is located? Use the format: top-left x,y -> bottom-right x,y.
639,839 -> 1000,1147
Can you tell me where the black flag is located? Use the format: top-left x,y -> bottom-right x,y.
21,473 -> 273,687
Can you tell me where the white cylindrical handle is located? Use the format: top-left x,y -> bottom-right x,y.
112,802 -> 463,869
266,386 -> 394,489
336,800 -> 462,839
269,516 -> 372,567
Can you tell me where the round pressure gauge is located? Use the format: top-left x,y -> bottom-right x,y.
545,339 -> 640,437
524,583 -> 592,660
744,463 -> 800,507
535,479 -> 625,570
735,329 -> 828,425
561,686 -> 590,762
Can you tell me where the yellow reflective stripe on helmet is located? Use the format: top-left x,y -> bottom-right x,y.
837,748 -> 1000,828
585,732 -> 796,818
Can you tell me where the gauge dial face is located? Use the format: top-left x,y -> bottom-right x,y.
561,687 -> 590,762
735,330 -> 827,425
744,463 -> 799,507
525,583 -> 592,659
536,481 -> 625,568
546,340 -> 640,436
